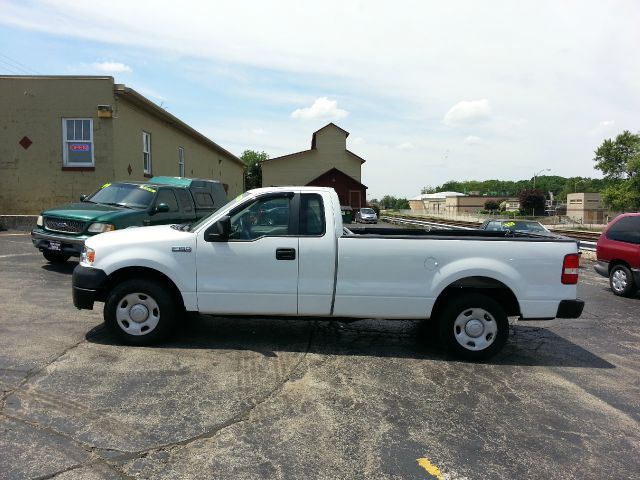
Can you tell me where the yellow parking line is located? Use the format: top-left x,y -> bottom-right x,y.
417,457 -> 443,479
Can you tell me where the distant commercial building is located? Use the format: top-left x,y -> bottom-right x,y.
0,75 -> 245,214
410,192 -> 513,215
567,192 -> 606,223
261,123 -> 367,208
409,192 -> 465,213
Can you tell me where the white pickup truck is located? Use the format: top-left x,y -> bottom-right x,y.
72,187 -> 584,360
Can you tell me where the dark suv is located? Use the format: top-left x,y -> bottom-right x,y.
594,213 -> 640,297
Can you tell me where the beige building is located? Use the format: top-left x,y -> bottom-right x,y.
0,76 -> 245,214
567,192 -> 606,223
444,195 -> 509,215
409,192 -> 465,214
261,123 -> 367,208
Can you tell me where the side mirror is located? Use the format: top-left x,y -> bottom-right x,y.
152,203 -> 170,215
204,216 -> 231,242
80,194 -> 87,201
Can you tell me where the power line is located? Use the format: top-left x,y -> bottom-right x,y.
0,53 -> 41,75
0,59 -> 27,75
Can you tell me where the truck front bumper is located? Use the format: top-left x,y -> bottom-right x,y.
31,228 -> 89,257
72,265 -> 107,310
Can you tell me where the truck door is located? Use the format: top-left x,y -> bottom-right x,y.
196,192 -> 299,315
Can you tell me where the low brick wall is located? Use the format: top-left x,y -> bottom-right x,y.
0,215 -> 38,232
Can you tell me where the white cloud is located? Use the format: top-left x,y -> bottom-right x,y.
251,128 -> 266,135
351,136 -> 365,145
464,135 -> 483,146
599,120 -> 615,127
91,61 -> 132,73
443,99 -> 491,126
396,142 -> 415,150
291,97 -> 348,120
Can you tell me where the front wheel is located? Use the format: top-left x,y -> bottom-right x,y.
104,278 -> 177,345
437,293 -> 509,361
609,264 -> 637,297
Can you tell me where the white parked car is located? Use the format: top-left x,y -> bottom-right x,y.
355,207 -> 378,224
72,187 -> 583,361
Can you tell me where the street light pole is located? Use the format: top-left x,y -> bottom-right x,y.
533,168 -> 551,188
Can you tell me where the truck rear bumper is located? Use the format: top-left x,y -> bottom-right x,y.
72,265 -> 107,310
556,299 -> 585,318
32,229 -> 87,256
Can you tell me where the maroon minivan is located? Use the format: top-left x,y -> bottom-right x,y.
594,213 -> 640,297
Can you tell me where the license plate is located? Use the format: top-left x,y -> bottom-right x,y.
48,241 -> 61,251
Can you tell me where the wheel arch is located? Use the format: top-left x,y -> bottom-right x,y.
608,259 -> 631,274
96,266 -> 185,310
431,276 -> 521,319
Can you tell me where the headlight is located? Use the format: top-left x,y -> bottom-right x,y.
81,246 -> 96,265
37,215 -> 43,227
88,223 -> 116,233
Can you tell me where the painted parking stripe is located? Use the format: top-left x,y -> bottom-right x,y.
417,457 -> 443,479
0,233 -> 31,236
0,253 -> 34,259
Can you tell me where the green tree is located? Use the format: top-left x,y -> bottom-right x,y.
484,200 -> 500,211
593,130 -> 640,211
240,150 -> 268,190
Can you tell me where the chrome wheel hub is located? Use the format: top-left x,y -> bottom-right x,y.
116,292 -> 160,336
612,270 -> 627,292
453,307 -> 498,351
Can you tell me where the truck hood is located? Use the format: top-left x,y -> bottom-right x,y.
42,203 -> 144,223
86,224 -> 193,250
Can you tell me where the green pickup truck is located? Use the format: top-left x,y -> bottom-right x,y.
31,176 -> 227,262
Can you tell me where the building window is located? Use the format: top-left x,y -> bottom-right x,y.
143,132 -> 152,175
62,118 -> 94,167
178,146 -> 185,177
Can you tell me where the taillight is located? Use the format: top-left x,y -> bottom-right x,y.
561,253 -> 580,284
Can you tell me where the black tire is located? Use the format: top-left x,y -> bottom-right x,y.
609,264 -> 637,297
104,278 -> 177,345
437,293 -> 509,361
43,251 -> 70,263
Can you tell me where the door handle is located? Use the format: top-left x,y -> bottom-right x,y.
276,248 -> 296,260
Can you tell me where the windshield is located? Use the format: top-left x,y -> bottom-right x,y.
87,183 -> 156,209
188,191 -> 255,231
361,208 -> 375,214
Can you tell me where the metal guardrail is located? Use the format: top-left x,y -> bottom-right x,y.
380,215 -> 598,251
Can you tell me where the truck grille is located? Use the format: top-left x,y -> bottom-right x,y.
44,217 -> 86,234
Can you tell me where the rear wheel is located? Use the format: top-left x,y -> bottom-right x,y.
609,264 -> 637,297
43,251 -> 70,263
437,293 -> 509,361
104,278 -> 177,345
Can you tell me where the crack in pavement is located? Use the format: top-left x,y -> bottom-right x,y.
102,321 -> 319,467
4,322 -> 318,478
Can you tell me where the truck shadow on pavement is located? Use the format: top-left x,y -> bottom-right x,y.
86,315 -> 615,369
40,261 -> 77,275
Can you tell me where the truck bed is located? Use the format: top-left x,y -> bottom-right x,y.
344,226 -> 573,241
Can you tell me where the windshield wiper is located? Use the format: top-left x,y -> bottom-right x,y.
102,202 -> 136,209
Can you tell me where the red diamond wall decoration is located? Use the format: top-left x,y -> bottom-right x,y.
19,136 -> 32,150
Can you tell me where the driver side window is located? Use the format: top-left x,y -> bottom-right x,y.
229,196 -> 291,240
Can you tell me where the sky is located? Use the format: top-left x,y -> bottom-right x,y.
1,0 -> 638,200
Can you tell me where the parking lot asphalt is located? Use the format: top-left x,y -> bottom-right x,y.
1,232 -> 639,480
